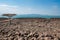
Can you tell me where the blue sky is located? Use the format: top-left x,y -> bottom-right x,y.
0,0 -> 60,16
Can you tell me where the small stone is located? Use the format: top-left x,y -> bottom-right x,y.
54,37 -> 59,40
44,37 -> 51,40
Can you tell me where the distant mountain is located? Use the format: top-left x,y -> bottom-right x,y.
0,16 -> 8,18
0,14 -> 60,18
13,14 -> 41,18
13,14 -> 60,18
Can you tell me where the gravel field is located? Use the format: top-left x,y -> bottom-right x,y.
0,18 -> 60,40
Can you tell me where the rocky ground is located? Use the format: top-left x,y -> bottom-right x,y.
0,18 -> 60,40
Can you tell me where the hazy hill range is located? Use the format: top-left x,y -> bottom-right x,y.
13,14 -> 60,18
0,14 -> 60,18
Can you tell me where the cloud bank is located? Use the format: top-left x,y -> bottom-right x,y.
0,4 -> 59,16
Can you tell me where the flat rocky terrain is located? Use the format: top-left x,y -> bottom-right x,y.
0,18 -> 60,40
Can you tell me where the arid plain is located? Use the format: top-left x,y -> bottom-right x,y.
0,18 -> 60,40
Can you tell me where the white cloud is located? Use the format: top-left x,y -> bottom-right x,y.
0,4 -> 34,15
0,4 -> 59,16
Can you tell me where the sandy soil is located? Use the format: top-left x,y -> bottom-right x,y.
0,18 -> 60,40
